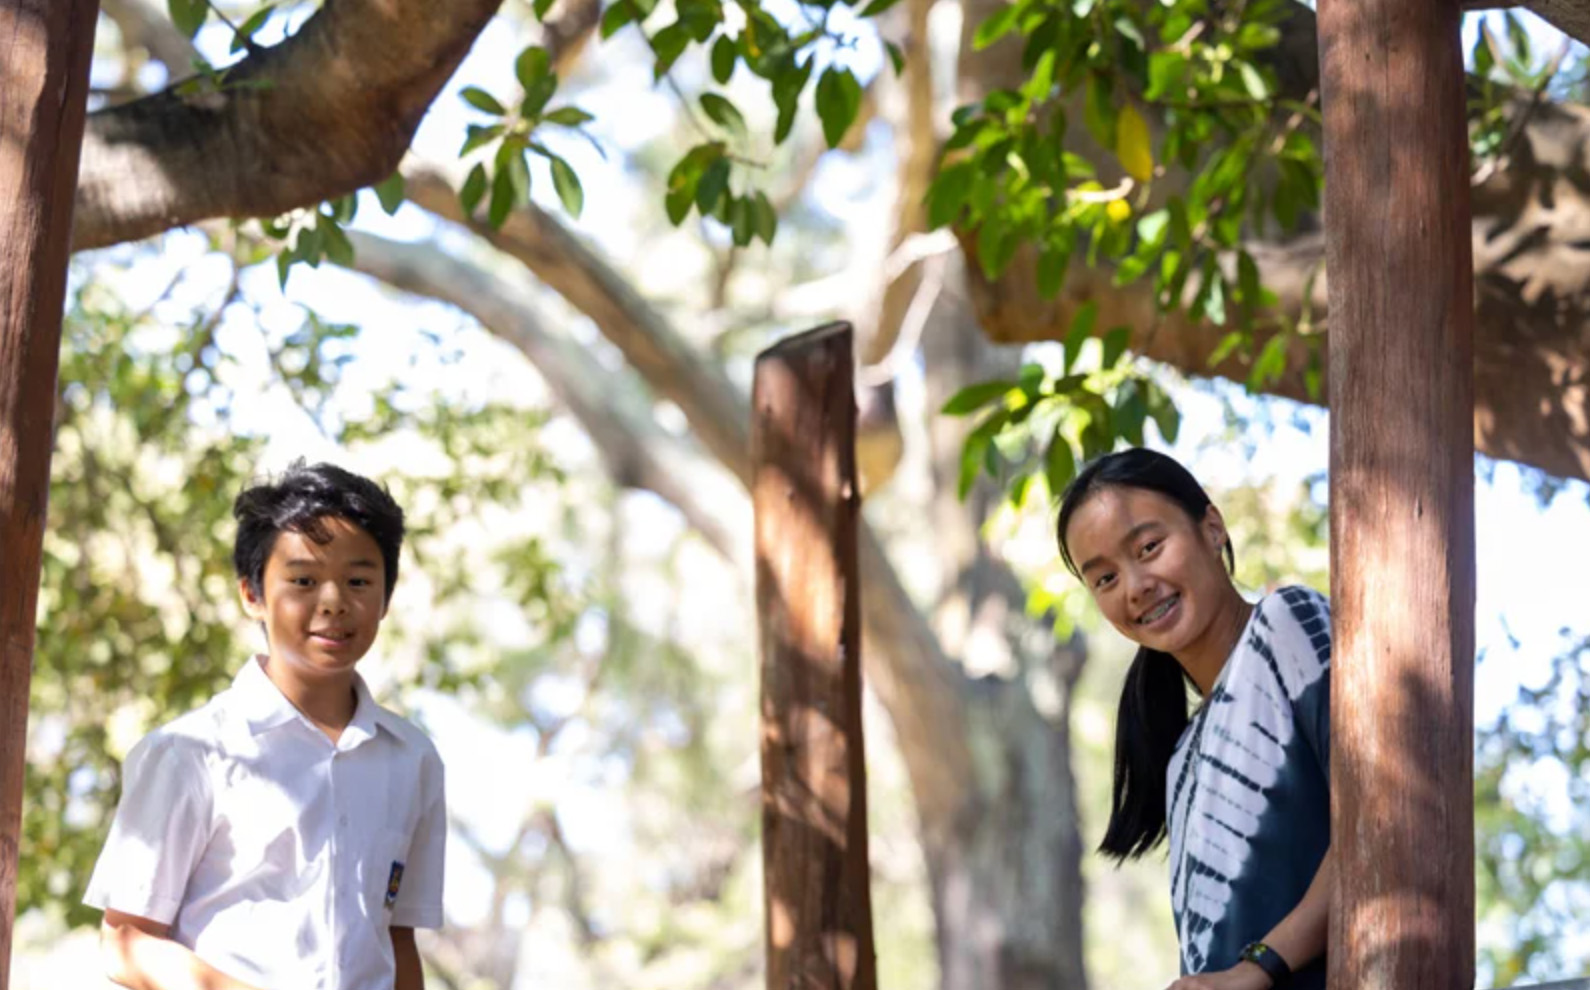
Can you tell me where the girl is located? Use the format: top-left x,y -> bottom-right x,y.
1057,449 -> 1332,990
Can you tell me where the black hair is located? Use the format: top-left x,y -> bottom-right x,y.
233,460 -> 406,606
1055,448 -> 1235,862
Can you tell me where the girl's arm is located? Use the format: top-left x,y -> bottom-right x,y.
100,910 -> 263,990
1165,845 -> 1333,990
392,926 -> 424,990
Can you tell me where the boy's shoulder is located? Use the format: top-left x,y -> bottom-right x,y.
367,700 -> 442,763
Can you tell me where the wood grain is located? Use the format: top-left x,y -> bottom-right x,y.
752,323 -> 877,990
0,1 -> 100,985
1319,0 -> 1477,987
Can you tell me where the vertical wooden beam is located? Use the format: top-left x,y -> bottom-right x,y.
1318,1 -> 1476,989
0,0 -> 100,983
752,322 -> 877,990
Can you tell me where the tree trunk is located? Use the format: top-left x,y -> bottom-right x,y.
1320,0 -> 1477,987
917,283 -> 1090,990
0,0 -> 100,985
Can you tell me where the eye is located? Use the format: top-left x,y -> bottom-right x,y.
350,578 -> 370,588
289,576 -> 314,588
1093,571 -> 1116,591
1138,538 -> 1162,558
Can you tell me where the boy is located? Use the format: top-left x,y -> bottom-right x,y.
84,461 -> 445,990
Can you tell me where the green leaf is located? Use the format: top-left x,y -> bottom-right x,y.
488,167 -> 516,228
652,23 -> 692,78
1114,379 -> 1147,447
522,76 -> 559,118
1250,332 -> 1289,388
860,0 -> 906,16
1238,62 -> 1268,101
773,57 -> 814,145
373,172 -> 406,215
1205,275 -> 1227,326
1062,302 -> 1097,373
700,93 -> 747,139
459,164 -> 488,216
1101,326 -> 1131,370
460,123 -> 506,156
549,155 -> 584,218
1149,390 -> 1180,443
601,2 -> 635,38
696,157 -> 731,213
230,4 -> 274,52
168,0 -> 208,39
730,195 -> 755,246
1045,433 -> 1077,498
941,379 -> 1016,416
1208,330 -> 1243,366
534,0 -> 557,18
814,67 -> 863,149
752,191 -> 778,244
1037,245 -> 1069,299
885,41 -> 906,76
959,409 -> 1011,499
461,86 -> 508,116
926,162 -> 974,229
1083,73 -> 1116,150
276,249 -> 293,290
1146,51 -> 1187,101
1116,104 -> 1153,183
516,46 -> 552,89
711,36 -> 737,83
320,219 -> 354,267
543,106 -> 594,127
973,3 -> 1022,50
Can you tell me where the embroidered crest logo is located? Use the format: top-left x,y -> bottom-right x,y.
384,861 -> 405,910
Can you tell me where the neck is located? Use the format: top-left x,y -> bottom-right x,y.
1173,587 -> 1254,697
259,654 -> 357,741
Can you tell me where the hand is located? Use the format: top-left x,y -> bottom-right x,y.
1164,961 -> 1274,990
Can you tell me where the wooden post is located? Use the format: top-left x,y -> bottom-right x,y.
1318,1 -> 1476,989
752,323 -> 877,990
0,0 -> 100,983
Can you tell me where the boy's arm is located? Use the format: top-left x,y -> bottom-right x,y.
101,910 -> 264,990
392,927 -> 423,990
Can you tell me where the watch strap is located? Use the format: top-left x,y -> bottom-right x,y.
1239,941 -> 1292,986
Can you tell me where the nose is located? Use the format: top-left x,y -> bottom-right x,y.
1125,563 -> 1157,608
317,582 -> 348,614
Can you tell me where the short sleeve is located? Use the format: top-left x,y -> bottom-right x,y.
84,733 -> 213,923
390,748 -> 445,929
1269,586 -> 1333,778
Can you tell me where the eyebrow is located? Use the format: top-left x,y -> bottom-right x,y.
282,558 -> 380,569
1077,521 -> 1165,575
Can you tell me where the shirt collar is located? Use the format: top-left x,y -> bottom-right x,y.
231,655 -> 401,748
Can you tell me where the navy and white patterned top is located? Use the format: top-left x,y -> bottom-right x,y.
1166,585 -> 1332,988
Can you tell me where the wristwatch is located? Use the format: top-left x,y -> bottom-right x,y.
1238,941 -> 1292,987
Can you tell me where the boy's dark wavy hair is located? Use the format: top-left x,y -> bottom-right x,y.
1056,448 -> 1234,861
233,460 -> 406,606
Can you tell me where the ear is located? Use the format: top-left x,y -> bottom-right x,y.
1200,504 -> 1230,554
238,577 -> 266,620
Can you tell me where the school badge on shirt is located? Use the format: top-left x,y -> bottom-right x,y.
384,861 -> 405,910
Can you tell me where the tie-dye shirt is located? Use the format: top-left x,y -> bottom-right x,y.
1166,585 -> 1332,988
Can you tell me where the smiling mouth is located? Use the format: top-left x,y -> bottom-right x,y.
1137,594 -> 1180,625
310,630 -> 355,643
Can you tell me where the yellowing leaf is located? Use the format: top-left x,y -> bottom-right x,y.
1116,104 -> 1154,184
1106,199 -> 1132,224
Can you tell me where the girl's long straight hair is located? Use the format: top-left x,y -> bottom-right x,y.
1056,448 -> 1236,862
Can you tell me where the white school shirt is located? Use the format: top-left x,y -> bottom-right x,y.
85,655 -> 446,990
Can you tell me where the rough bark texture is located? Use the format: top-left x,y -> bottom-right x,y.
72,0 -> 504,249
752,324 -> 877,990
1320,0 -> 1477,988
0,1 -> 100,985
919,285 -> 1089,990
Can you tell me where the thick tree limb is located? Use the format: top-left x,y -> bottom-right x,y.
342,230 -> 749,567
401,173 -> 976,829
72,0 -> 505,249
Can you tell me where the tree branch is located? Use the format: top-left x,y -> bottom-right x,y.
72,0 -> 506,249
341,230 -> 751,568
401,169 -> 977,830
98,0 -> 200,82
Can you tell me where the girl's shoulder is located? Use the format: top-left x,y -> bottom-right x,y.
1245,584 -> 1332,695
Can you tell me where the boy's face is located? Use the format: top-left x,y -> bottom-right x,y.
239,515 -> 388,680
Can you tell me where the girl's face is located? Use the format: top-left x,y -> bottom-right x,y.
1063,485 -> 1233,656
